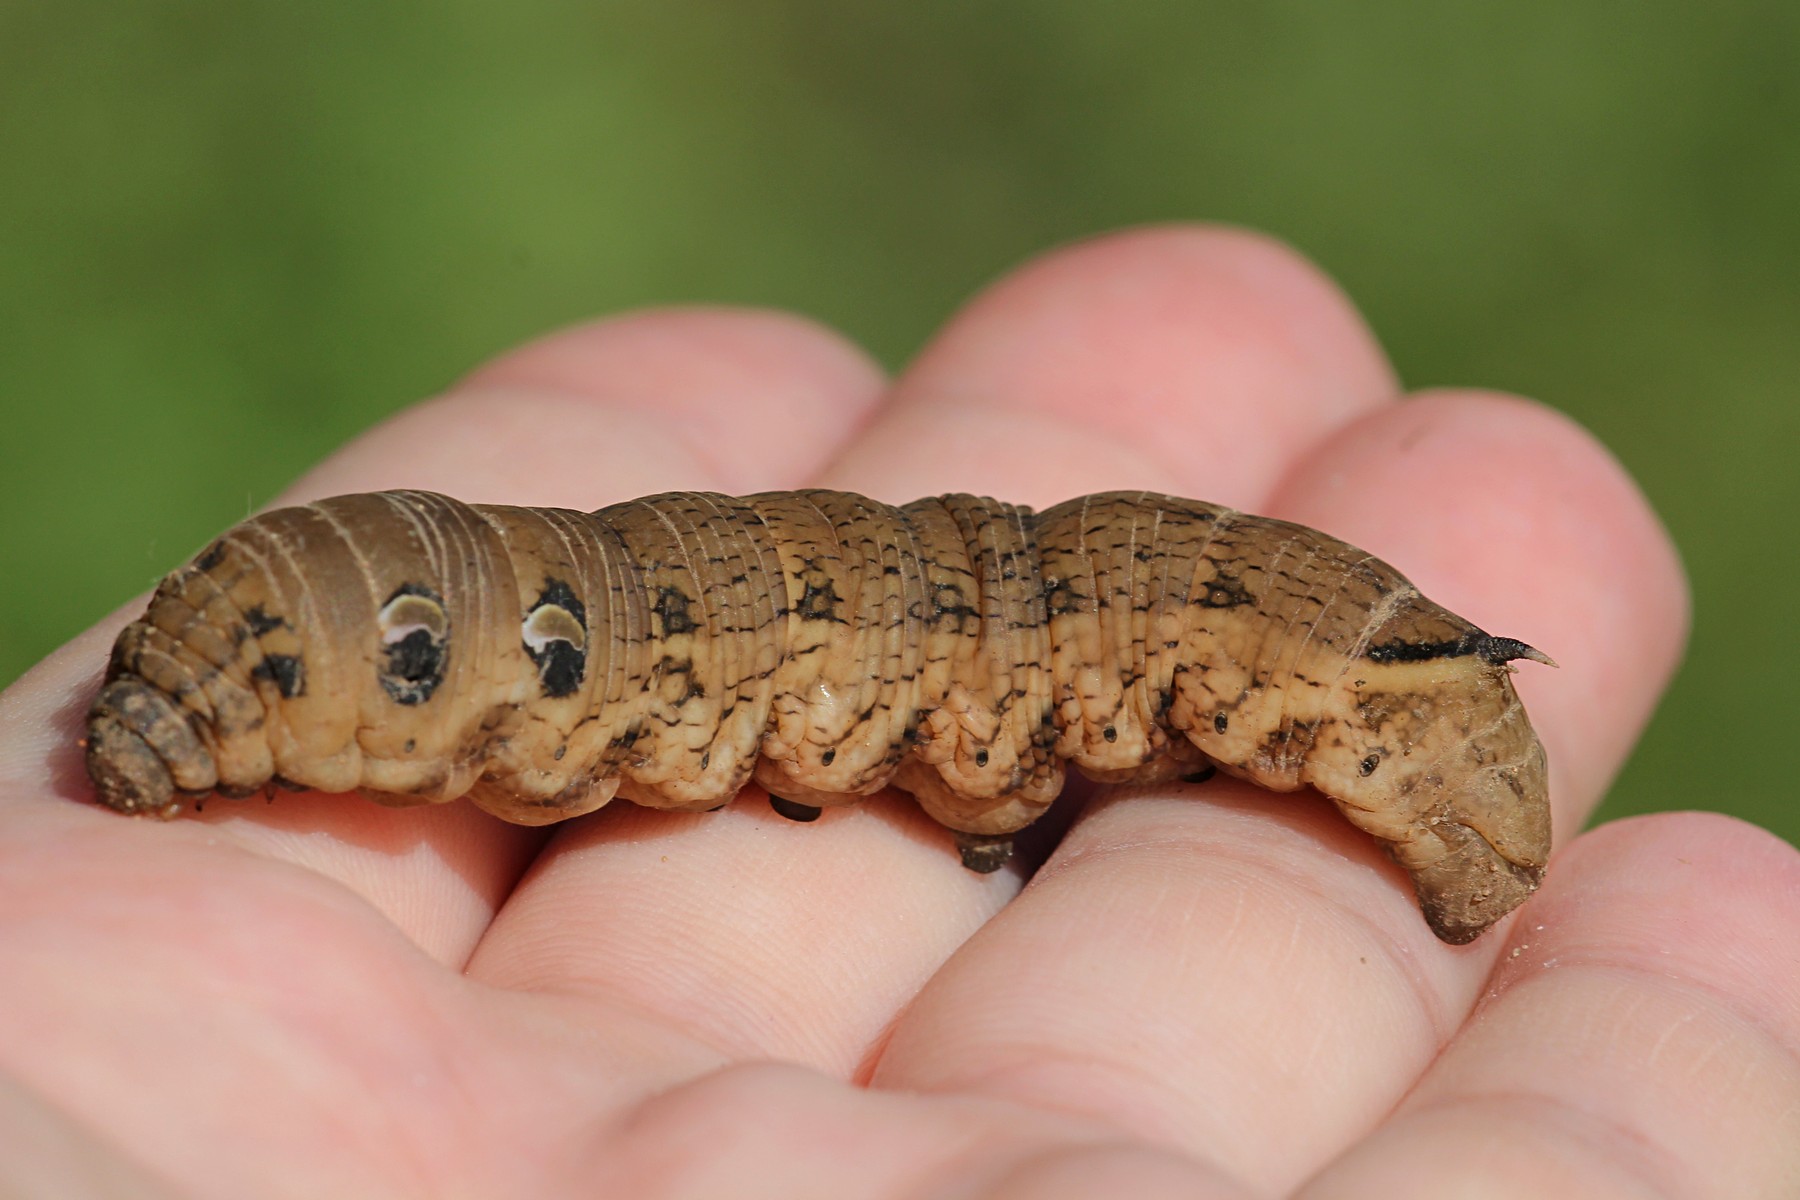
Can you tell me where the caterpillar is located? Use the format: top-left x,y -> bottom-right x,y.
85,489 -> 1552,944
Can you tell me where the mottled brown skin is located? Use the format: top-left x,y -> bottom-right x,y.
86,490 -> 1553,944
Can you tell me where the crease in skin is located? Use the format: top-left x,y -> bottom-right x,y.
83,489 -> 1553,943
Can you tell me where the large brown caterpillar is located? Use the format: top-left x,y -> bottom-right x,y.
86,489 -> 1552,943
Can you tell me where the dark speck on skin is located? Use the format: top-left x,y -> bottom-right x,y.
251,654 -> 305,699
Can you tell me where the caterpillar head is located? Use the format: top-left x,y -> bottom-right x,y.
86,678 -> 207,816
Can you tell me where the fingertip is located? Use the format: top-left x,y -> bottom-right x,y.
835,224 -> 1397,506
1515,811 -> 1800,1012
465,304 -> 887,443
289,306 -> 886,503
1270,388 -> 1689,831
1328,811 -> 1800,1199
943,223 -> 1399,405
1277,388 -> 1687,635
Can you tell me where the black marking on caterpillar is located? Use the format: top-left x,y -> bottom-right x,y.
1198,574 -> 1254,609
1366,631 -> 1553,666
378,583 -> 447,705
251,654 -> 305,699
795,578 -> 845,623
523,579 -> 587,699
651,586 -> 699,638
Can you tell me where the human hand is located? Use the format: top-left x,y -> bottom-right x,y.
3,227 -> 1792,1198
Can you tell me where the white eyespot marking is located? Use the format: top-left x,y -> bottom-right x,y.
523,603 -> 586,654
378,594 -> 447,646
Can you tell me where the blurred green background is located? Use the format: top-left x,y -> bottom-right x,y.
2,3 -> 1793,841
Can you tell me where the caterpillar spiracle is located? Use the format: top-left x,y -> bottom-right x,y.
85,489 -> 1553,944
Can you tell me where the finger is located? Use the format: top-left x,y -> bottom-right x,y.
294,305 -> 884,500
872,392 -> 1688,1196
466,790 -> 1022,1074
567,1061 -> 1256,1200
1271,389 -> 1690,842
465,227 -> 1403,1074
818,224 -> 1399,507
5,307 -> 886,965
1297,813 -> 1800,1198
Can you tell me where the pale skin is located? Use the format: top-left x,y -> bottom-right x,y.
1,227 -> 1794,1199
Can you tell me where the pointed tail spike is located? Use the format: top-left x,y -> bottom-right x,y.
1478,636 -> 1558,669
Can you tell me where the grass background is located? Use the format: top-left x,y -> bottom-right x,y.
2,3 -> 1793,842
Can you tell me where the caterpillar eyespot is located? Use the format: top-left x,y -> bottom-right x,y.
83,488 -> 1553,944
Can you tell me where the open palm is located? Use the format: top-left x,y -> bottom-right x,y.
4,227 -> 1794,1199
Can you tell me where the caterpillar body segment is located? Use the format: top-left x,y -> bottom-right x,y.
86,489 -> 1553,943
